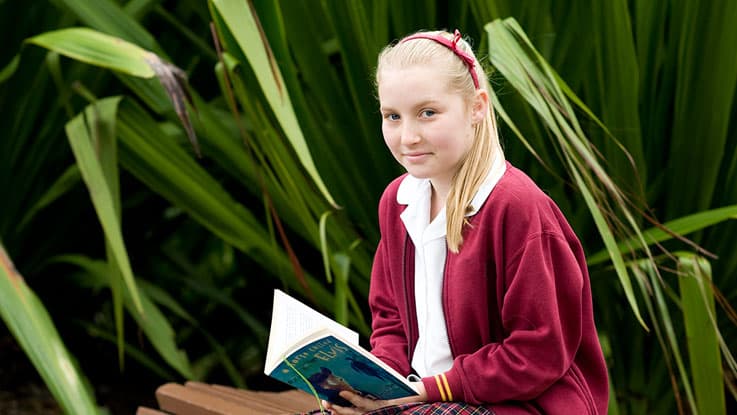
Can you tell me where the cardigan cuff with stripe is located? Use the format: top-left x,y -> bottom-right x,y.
422,371 -> 462,402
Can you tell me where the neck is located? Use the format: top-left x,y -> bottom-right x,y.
430,181 -> 449,221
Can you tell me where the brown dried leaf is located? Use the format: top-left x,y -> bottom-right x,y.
143,52 -> 201,157
0,245 -> 25,291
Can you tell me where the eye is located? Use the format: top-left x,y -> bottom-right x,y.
420,109 -> 436,118
383,113 -> 400,121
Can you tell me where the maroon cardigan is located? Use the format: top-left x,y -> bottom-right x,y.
368,163 -> 609,414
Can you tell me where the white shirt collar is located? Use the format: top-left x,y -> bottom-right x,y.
398,178 -> 445,242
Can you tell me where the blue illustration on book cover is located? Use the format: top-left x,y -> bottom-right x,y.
271,335 -> 416,403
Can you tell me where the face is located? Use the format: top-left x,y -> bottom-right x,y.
378,65 -> 485,192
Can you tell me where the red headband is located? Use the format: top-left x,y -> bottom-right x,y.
401,29 -> 480,89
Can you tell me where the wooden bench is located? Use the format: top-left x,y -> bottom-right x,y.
135,382 -> 318,415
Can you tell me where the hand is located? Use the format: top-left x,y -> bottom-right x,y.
322,382 -> 426,415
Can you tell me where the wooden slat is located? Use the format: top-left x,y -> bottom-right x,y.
209,384 -> 317,413
136,407 -> 171,415
155,382 -> 318,415
156,383 -> 256,415
183,382 -> 288,414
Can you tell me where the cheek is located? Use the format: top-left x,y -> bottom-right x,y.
381,125 -> 398,149
436,126 -> 473,158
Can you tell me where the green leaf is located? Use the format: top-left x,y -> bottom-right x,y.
631,261 -> 697,414
0,246 -> 98,415
665,1 -> 737,218
331,252 -> 351,327
27,27 -> 155,78
0,53 -> 21,83
588,204 -> 737,265
319,210 -> 334,284
589,0 -> 646,187
568,159 -> 645,328
65,96 -> 144,313
209,0 -> 336,207
677,254 -> 726,415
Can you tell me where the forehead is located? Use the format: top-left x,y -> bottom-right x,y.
378,65 -> 453,105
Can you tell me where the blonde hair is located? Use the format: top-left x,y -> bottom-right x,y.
376,30 -> 505,253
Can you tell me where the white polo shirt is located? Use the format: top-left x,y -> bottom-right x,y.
397,155 -> 506,377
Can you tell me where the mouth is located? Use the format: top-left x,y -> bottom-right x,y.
403,152 -> 431,162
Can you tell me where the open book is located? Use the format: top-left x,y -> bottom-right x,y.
264,290 -> 419,405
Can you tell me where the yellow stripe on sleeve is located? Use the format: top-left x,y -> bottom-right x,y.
434,375 -> 447,401
440,373 -> 453,401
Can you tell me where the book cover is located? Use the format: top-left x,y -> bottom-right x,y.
264,290 -> 418,405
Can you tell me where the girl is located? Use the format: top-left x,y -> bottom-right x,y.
323,29 -> 609,415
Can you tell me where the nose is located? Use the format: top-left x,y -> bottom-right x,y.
400,121 -> 421,145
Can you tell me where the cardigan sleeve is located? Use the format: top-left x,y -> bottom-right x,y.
422,230 -> 587,404
367,238 -> 412,376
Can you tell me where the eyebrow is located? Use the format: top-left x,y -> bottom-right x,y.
380,99 -> 442,113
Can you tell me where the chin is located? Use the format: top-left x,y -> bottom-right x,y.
405,170 -> 431,179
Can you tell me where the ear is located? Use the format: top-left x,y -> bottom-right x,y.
470,89 -> 489,124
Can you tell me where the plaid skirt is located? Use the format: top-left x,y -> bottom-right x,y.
302,402 -> 493,415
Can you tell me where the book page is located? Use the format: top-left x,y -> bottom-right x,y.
265,290 -> 358,372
